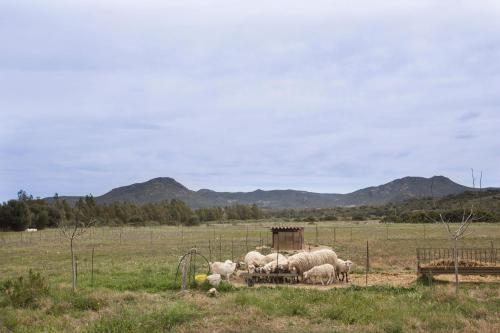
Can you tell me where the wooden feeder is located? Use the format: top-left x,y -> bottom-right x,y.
271,227 -> 304,250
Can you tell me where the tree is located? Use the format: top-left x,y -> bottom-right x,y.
428,169 -> 482,295
59,196 -> 95,292
0,200 -> 31,231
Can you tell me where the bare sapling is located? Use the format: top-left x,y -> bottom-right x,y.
427,169 -> 482,295
59,196 -> 96,292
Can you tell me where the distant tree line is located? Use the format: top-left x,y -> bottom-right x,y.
0,190 -> 264,231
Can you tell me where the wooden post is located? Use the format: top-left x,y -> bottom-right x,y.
208,239 -> 212,262
365,241 -> 369,286
231,238 -> 234,262
91,246 -> 95,288
219,236 -> 222,261
181,257 -> 189,291
74,253 -> 79,288
315,225 -> 319,245
491,241 -> 494,265
246,227 -> 249,253
119,228 -> 122,244
350,227 -> 353,241
333,227 -> 336,244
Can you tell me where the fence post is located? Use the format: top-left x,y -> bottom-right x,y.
246,227 -> 249,253
120,228 -> 122,244
315,225 -> 319,245
91,246 -> 95,288
350,227 -> 353,241
150,230 -> 153,245
333,227 -> 336,245
75,256 -> 78,290
208,239 -> 212,262
231,238 -> 234,262
365,241 -> 369,286
219,236 -> 222,261
491,241 -> 494,265
386,224 -> 389,240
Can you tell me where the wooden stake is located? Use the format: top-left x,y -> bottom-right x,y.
365,241 -> 369,286
91,246 -> 95,288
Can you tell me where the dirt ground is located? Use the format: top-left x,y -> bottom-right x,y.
231,272 -> 500,289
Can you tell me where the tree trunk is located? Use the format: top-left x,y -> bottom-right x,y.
70,238 -> 76,292
453,238 -> 459,295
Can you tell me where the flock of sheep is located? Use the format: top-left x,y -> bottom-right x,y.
208,248 -> 353,286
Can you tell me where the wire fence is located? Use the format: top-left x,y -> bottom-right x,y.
1,223 -> 499,285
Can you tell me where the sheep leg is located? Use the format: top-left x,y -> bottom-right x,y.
345,273 -> 349,283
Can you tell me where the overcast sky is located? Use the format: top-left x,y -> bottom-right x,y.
1,0 -> 500,201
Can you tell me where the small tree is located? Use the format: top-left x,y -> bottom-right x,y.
428,169 -> 482,295
59,196 -> 95,292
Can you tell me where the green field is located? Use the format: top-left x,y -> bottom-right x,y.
1,221 -> 499,332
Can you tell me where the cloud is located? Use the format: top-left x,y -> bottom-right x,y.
1,0 -> 500,200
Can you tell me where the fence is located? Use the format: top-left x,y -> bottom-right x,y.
417,246 -> 498,267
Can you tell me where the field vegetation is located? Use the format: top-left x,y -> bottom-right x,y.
1,221 -> 499,332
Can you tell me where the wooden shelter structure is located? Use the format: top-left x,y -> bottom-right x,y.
271,226 -> 304,250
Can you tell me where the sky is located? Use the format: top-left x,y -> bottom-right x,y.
1,0 -> 500,201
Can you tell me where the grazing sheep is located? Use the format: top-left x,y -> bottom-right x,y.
288,249 -> 338,276
263,253 -> 287,265
244,251 -> 267,273
261,258 -> 290,274
207,274 -> 222,286
210,261 -> 237,281
303,264 -> 336,285
335,259 -> 354,283
26,228 -> 37,232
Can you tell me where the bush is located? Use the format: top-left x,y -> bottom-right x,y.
351,214 -> 365,221
1,270 -> 49,308
320,215 -> 338,221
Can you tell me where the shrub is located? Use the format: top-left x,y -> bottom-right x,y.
351,214 -> 365,221
1,270 -> 49,308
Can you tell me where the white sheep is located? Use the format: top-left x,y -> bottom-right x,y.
288,249 -> 338,276
26,228 -> 37,232
207,274 -> 222,286
244,251 -> 267,273
210,261 -> 237,281
261,258 -> 290,274
335,259 -> 354,283
303,264 -> 336,285
263,253 -> 287,264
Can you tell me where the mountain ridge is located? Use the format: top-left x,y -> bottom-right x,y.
46,175 -> 474,209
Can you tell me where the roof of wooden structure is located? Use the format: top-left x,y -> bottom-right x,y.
270,226 -> 304,232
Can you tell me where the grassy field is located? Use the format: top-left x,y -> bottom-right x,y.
1,221 -> 499,332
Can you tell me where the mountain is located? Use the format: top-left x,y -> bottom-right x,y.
98,177 -> 195,204
49,175 -> 473,209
